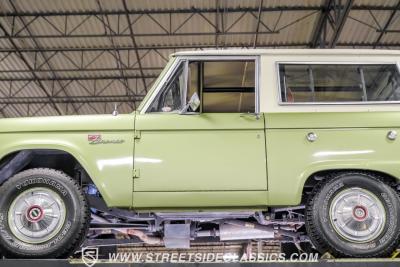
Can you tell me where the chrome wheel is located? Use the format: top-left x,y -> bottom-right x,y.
8,187 -> 66,244
329,187 -> 386,243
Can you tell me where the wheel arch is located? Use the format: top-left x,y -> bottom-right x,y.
0,148 -> 100,197
301,168 -> 400,202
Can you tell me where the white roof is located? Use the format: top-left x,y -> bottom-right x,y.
174,49 -> 400,57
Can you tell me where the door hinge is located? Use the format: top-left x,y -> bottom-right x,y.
133,168 -> 140,178
134,131 -> 141,139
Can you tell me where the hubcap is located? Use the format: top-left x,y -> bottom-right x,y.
26,205 -> 44,222
329,187 -> 386,243
8,187 -> 66,244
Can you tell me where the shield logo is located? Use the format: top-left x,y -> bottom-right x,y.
82,247 -> 99,267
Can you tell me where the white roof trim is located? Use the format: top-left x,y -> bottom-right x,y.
173,49 -> 400,57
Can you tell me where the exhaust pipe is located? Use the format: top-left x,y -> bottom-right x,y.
124,229 -> 163,245
196,220 -> 299,242
219,220 -> 275,241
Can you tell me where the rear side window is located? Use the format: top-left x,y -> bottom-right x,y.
279,64 -> 400,103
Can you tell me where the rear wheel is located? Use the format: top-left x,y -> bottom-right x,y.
305,172 -> 400,258
0,168 -> 90,258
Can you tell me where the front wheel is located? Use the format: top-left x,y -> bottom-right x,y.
0,168 -> 90,258
305,172 -> 400,258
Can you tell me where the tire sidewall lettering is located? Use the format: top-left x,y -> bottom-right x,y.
4,220 -> 72,251
15,178 -> 68,196
321,181 -> 344,223
378,192 -> 396,245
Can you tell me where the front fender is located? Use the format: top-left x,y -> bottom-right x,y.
0,132 -> 134,207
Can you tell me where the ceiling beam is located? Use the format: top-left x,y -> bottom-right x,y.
373,0 -> 400,48
252,0 -> 264,48
0,31 -> 280,39
0,75 -> 157,81
330,0 -> 354,48
2,41 -> 400,54
96,0 -> 136,104
0,67 -> 163,73
0,21 -> 63,115
122,0 -> 148,92
0,5 -> 398,17
7,0 -> 78,114
214,0 -> 220,48
310,0 -> 334,48
0,7 -> 323,17
0,95 -> 146,104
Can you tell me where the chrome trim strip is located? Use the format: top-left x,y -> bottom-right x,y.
182,60 -> 189,109
255,56 -> 260,114
276,61 -> 400,106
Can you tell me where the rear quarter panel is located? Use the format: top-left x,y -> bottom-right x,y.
260,53 -> 400,206
265,112 -> 400,206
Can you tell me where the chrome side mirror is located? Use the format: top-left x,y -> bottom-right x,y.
180,92 -> 200,114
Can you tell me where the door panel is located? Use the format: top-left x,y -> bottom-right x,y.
133,113 -> 267,208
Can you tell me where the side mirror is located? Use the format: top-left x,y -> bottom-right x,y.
112,103 -> 119,116
180,92 -> 200,114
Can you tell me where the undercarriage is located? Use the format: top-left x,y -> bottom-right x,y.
85,193 -> 309,250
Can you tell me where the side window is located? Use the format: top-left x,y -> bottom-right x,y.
202,61 -> 255,113
147,58 -> 257,113
279,63 -> 400,103
148,62 -> 187,113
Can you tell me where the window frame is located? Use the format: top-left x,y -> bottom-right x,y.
276,61 -> 400,106
143,59 -> 188,114
141,55 -> 260,114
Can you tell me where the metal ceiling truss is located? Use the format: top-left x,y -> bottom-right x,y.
0,10 -> 283,39
0,77 -> 151,116
0,5 -> 399,17
310,0 -> 354,48
0,1 -> 400,117
373,0 -> 400,48
0,20 -> 64,116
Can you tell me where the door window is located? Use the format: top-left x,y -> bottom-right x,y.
148,58 -> 257,113
202,61 -> 255,113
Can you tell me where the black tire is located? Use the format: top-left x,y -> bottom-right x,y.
305,172 -> 400,258
0,168 -> 90,258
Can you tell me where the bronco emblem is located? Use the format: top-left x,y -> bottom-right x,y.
88,134 -> 101,143
88,134 -> 124,145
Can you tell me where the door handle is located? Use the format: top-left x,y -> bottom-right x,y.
240,112 -> 261,120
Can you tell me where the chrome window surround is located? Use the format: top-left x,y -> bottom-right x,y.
141,55 -> 260,114
276,61 -> 400,106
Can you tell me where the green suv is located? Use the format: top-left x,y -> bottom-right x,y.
0,49 -> 399,259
